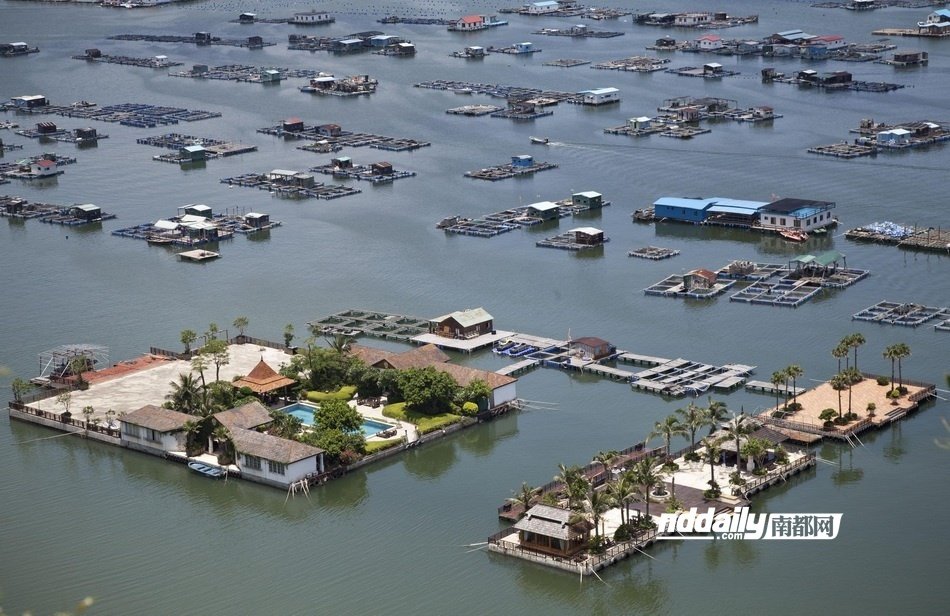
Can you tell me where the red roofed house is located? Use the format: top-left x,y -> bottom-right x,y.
697,34 -> 723,51
683,268 -> 719,291
30,159 -> 58,177
453,15 -> 485,30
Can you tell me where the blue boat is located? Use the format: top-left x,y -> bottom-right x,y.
188,461 -> 227,479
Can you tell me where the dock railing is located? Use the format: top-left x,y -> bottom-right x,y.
9,401 -> 121,438
230,335 -> 288,351
735,453 -> 815,497
762,415 -> 872,439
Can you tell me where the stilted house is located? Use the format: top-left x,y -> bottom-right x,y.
683,269 -> 718,291
526,201 -> 561,221
572,192 -> 603,209
513,505 -> 592,557
429,308 -> 494,339
571,336 -> 615,361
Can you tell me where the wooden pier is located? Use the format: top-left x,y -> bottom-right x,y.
745,380 -> 806,397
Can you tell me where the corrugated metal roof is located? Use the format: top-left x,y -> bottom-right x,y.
654,197 -> 716,211
526,200 -> 559,212
432,307 -> 493,328
571,227 -> 603,235
574,191 -> 601,198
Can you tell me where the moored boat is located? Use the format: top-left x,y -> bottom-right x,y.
779,229 -> 809,242
188,461 -> 227,478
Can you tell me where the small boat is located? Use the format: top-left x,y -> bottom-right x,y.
146,234 -> 173,246
451,87 -> 474,94
188,461 -> 226,478
529,136 -> 549,145
780,229 -> 809,242
811,227 -> 828,235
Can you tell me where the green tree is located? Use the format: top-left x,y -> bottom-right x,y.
69,356 -> 89,388
843,367 -> 862,415
283,323 -> 295,348
81,405 -> 95,428
348,363 -> 384,398
847,333 -> 866,372
830,373 -> 849,419
268,409 -> 303,439
740,437 -> 768,472
893,343 -> 911,391
314,399 -> 363,433
190,353 -> 209,388
213,425 -> 236,465
57,390 -> 72,415
325,333 -> 352,355
704,398 -> 729,435
785,364 -> 804,407
295,338 -> 355,391
631,457 -> 662,522
832,343 -> 849,374
232,316 -> 249,337
554,463 -> 589,512
201,338 -> 230,383
205,322 -> 220,343
166,372 -> 202,414
677,402 -> 714,453
586,486 -> 613,538
649,415 -> 687,458
11,377 -> 34,403
507,482 -> 537,518
180,329 -> 198,355
182,419 -> 205,456
300,427 -> 365,463
883,344 -> 899,392
397,367 -> 460,414
592,450 -> 618,477
723,412 -> 752,471
457,379 -> 492,408
701,436 -> 724,494
770,370 -> 787,410
607,471 -> 638,529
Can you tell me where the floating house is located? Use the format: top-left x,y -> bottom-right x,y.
629,116 -> 652,130
571,227 -> 605,246
451,15 -> 486,31
10,94 -> 47,109
238,12 -> 256,23
525,201 -> 561,221
120,405 -> 193,457
243,212 -> 270,229
696,34 -> 723,51
512,505 -> 591,558
267,169 -> 315,188
71,204 -> 102,223
180,144 -> 206,162
292,10 -> 334,25
758,198 -> 836,232
572,191 -> 603,209
260,69 -> 281,83
514,42 -> 536,54
571,336 -> 615,360
877,128 -> 911,146
683,269 -> 719,291
30,159 -> 58,177
429,307 -> 494,339
676,13 -> 712,27
179,204 -> 212,219
527,1 -> 560,15
888,50 -> 928,66
578,87 -> 620,105
512,154 -> 534,168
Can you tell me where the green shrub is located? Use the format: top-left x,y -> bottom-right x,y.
588,535 -> 606,554
876,376 -> 890,386
888,389 -> 902,400
613,524 -> 632,542
365,438 -> 403,455
818,408 -> 837,422
787,402 -> 802,412
461,401 -> 479,417
752,468 -> 767,476
306,385 -> 357,402
703,488 -> 722,500
833,416 -> 849,425
684,451 -> 701,462
382,401 -> 461,434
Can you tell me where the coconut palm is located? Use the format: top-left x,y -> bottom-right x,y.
554,464 -> 589,512
701,436 -> 725,491
586,486 -> 614,538
722,411 -> 752,468
847,333 -> 866,372
893,343 -> 911,391
770,370 -> 786,410
507,482 -> 537,519
844,367 -> 862,415
180,329 -> 197,355
190,353 -> 209,388
785,364 -> 804,407
677,402 -> 714,453
167,372 -> 202,414
592,450 -> 618,482
883,344 -> 899,392
830,373 -> 849,419
832,343 -> 849,374
606,472 -> 638,529
704,398 -> 729,435
740,438 -> 768,472
649,415 -> 687,459
213,424 -> 235,465
631,457 -> 662,522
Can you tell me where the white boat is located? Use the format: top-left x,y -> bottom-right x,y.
529,136 -> 549,145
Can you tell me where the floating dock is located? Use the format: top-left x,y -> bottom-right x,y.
446,105 -> 504,116
310,162 -> 415,184
258,122 -> 429,151
716,261 -> 788,281
666,66 -> 740,78
0,195 -> 114,225
415,80 -> 581,103
543,58 -> 590,67
592,56 -> 669,72
644,275 -> 736,299
536,232 -> 608,251
846,222 -> 950,253
871,28 -> 950,38
136,133 -> 257,157
628,246 -> 679,260
534,27 -> 623,38
14,127 -> 108,145
729,280 -> 823,307
220,173 -> 361,200
808,142 -> 877,158
852,301 -> 949,327
440,196 -> 609,238
178,249 -> 220,262
772,76 -> 903,92
2,101 -> 221,127
465,160 -> 557,181
169,64 -> 320,82
745,380 -> 806,397
109,33 -> 276,48
72,53 -> 183,68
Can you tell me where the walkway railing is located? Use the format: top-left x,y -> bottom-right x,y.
737,453 -> 815,496
9,401 -> 121,438
231,335 -> 288,351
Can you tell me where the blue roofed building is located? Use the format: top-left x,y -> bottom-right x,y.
653,197 -> 717,223
653,197 -> 768,225
704,197 -> 769,227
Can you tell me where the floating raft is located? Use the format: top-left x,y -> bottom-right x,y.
808,142 -> 877,158
852,301 -> 949,327
220,173 -> 361,200
628,246 -> 679,260
536,232 -> 608,251
446,105 -> 503,116
716,261 -> 788,281
2,101 -> 221,127
465,161 -> 558,181
729,280 -> 823,307
592,56 -> 669,72
533,27 -> 623,38
109,34 -> 276,48
666,66 -> 740,78
308,309 -> 430,342
137,133 -> 256,157
169,64 -> 321,82
441,197 -> 610,238
178,249 -> 220,262
630,359 -> 754,397
72,54 -> 183,69
415,80 -> 581,103
258,123 -> 429,151
542,58 -> 590,67
644,275 -> 736,299
310,163 -> 415,184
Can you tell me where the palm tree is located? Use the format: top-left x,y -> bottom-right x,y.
507,482 -> 537,518
700,436 -> 724,493
770,370 -> 786,410
723,411 -> 752,472
740,438 -> 767,472
649,415 -> 687,459
283,323 -> 295,348
167,372 -> 202,414
893,343 -> 911,391
592,450 -> 618,482
180,329 -> 197,355
785,365 -> 804,408
232,316 -> 249,337
832,343 -> 849,374
326,333 -> 352,355
586,486 -> 613,538
190,353 -> 209,388
883,344 -> 899,392
847,333 -> 866,372
606,472 -> 638,529
631,457 -> 662,522
704,398 -> 729,435
830,373 -> 849,420
554,464 -> 588,512
844,367 -> 862,416
677,402 -> 714,453
182,419 -> 204,456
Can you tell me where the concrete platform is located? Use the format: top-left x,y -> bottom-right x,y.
411,330 -> 514,352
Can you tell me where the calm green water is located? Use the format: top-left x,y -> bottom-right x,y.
1,1 -> 948,614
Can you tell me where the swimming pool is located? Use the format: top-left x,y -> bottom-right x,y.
280,402 -> 395,438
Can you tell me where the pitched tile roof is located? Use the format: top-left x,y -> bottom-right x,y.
214,400 -> 272,431
230,428 -> 324,464
121,404 -> 194,432
232,358 -> 295,394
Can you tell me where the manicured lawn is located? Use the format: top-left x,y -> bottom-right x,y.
305,386 -> 357,402
365,438 -> 403,455
382,402 -> 461,434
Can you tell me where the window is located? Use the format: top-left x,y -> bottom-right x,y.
145,428 -> 160,442
268,460 -> 286,475
244,454 -> 262,470
123,424 -> 140,438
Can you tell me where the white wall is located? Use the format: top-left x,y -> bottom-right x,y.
238,453 -> 320,487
